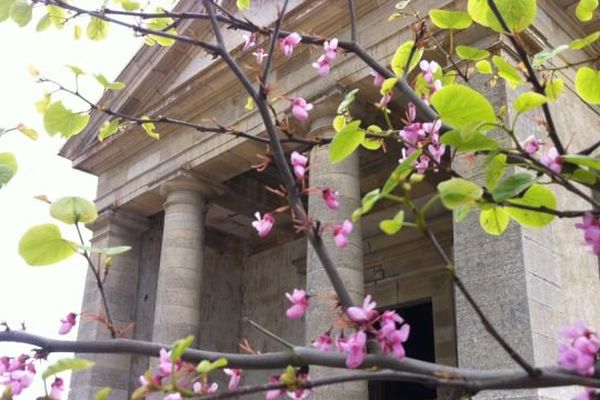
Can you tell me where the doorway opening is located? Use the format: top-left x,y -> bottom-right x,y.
368,300 -> 436,400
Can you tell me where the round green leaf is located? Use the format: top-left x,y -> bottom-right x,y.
576,67 -> 600,104
480,207 -> 510,235
506,184 -> 556,228
576,0 -> 598,21
545,79 -> 564,101
429,9 -> 473,30
485,153 -> 507,190
44,101 -> 90,138
430,84 -> 496,135
493,56 -> 523,89
391,41 -> 423,77
514,92 -> 548,113
10,0 -> 32,27
0,0 -> 16,22
571,31 -> 600,49
456,45 -> 490,61
437,178 -> 483,209
329,121 -> 364,164
491,172 -> 537,202
475,60 -> 493,74
0,152 -> 18,189
18,224 -> 76,266
50,196 -> 98,224
87,17 -> 109,40
468,0 -> 537,33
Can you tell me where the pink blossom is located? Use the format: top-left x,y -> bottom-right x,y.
312,54 -> 332,77
252,212 -> 275,238
523,136 -> 540,155
285,289 -> 309,320
253,48 -> 268,64
224,368 -> 242,390
58,312 -> 77,335
158,348 -> 175,377
265,376 -> 285,400
333,219 -> 353,248
558,320 -> 600,376
290,98 -> 313,122
312,331 -> 333,351
540,147 -> 563,174
164,393 -> 182,400
338,330 -> 367,368
419,60 -> 439,84
242,33 -> 256,51
379,310 -> 404,337
379,93 -> 392,108
381,323 -> 410,359
193,381 -> 218,394
323,38 -> 338,60
346,295 -> 378,324
322,188 -> 339,210
576,213 -> 600,255
280,32 -> 302,57
414,155 -> 430,174
49,377 -> 65,400
290,151 -> 308,180
6,365 -> 35,395
371,71 -> 385,87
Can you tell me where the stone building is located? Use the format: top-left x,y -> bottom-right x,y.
60,1 -> 600,399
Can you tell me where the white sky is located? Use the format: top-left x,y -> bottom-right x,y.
0,7 -> 141,398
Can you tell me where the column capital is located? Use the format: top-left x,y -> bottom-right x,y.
159,169 -> 225,200
88,209 -> 151,241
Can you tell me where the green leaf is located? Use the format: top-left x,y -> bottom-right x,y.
67,65 -> 85,76
87,17 -> 109,40
16,124 -> 38,141
390,41 -> 423,77
244,97 -> 254,111
361,137 -> 382,150
333,115 -> 346,132
141,116 -> 160,140
467,0 -> 537,33
493,56 -> 523,89
430,84 -> 496,138
43,358 -> 95,380
514,92 -> 547,113
95,73 -> 125,90
352,189 -> 381,221
506,184 -> 556,228
50,196 -> 98,224
567,168 -> 598,185
485,153 -> 506,190
455,45 -> 490,61
35,92 -> 51,114
545,79 -> 564,101
576,0 -> 598,21
196,358 -> 228,374
18,224 -> 76,266
47,5 -> 65,28
44,101 -> 90,138
329,121 -> 364,163
76,244 -> 131,256
0,152 -> 17,188
563,154 -> 600,170
380,77 -> 398,96
532,45 -> 569,67
10,0 -> 31,26
429,9 -> 472,29
98,119 -> 122,142
379,211 -> 405,235
437,178 -> 483,209
0,0 -> 15,22
95,388 -> 111,400
440,130 -> 499,152
114,0 -> 141,11
145,14 -> 176,46
36,14 -> 51,31
475,60 -> 493,74
381,150 -> 422,195
337,88 -> 359,114
492,172 -> 537,201
171,335 -> 194,362
576,67 -> 600,104
480,207 -> 510,235
236,0 -> 251,9
455,204 -> 472,222
571,31 -> 600,49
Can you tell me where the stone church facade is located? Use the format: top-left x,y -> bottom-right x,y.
60,1 -> 600,399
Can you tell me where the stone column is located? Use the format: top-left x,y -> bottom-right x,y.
69,210 -> 150,400
152,173 -> 209,346
305,117 -> 367,400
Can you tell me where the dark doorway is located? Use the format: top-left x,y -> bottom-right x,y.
369,300 -> 436,400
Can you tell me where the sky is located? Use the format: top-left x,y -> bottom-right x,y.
0,7 -> 142,398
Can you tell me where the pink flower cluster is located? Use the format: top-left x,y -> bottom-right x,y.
311,295 -> 410,369
576,213 -> 600,256
558,320 -> 600,376
0,354 -> 37,397
312,38 -> 339,77
399,103 -> 446,173
418,61 -> 442,100
333,219 -> 353,248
